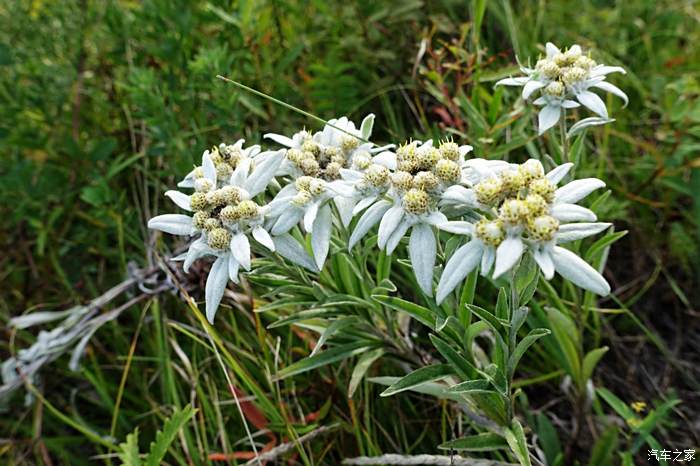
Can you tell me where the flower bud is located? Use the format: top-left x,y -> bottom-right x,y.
403,188 -> 430,215
195,178 -> 213,193
528,177 -> 556,202
193,211 -> 210,229
519,159 -> 545,181
206,189 -> 227,207
544,81 -> 565,97
499,199 -> 529,223
438,141 -> 460,161
418,147 -> 441,170
324,162 -> 342,180
364,164 -> 390,187
190,192 -> 208,211
341,135 -> 360,153
300,158 -> 320,176
562,66 -> 588,85
301,140 -> 320,156
391,171 -> 414,191
524,193 -> 549,217
435,159 -> 461,183
295,176 -> 313,192
204,218 -> 221,232
309,178 -> 326,196
237,200 -> 259,219
412,171 -> 439,192
291,190 -> 313,207
219,205 -> 241,223
528,215 -> 559,241
474,177 -> 503,205
208,227 -> 231,250
352,151 -> 372,170
475,219 -> 505,247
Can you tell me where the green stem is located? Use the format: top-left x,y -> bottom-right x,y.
559,110 -> 569,163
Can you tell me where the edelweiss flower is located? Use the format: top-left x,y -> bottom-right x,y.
435,159 -> 611,304
149,144 -> 285,322
496,42 -> 627,134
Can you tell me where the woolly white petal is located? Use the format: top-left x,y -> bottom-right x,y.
556,223 -> 611,243
184,238 -> 212,272
546,42 -> 560,58
378,206 -> 405,250
148,214 -> 194,236
230,157 -> 251,186
550,203 -> 598,222
538,104 -> 561,135
591,81 -> 628,107
590,65 -> 626,77
304,201 -> 320,232
424,211 -> 448,226
493,237 -> 525,279
523,80 -> 546,99
272,233 -> 318,272
561,100 -> 581,109
311,204 -> 333,269
438,221 -> 474,236
228,254 -> 240,283
436,241 -> 483,304
252,226 -> 275,251
533,248 -> 555,280
263,133 -> 296,148
552,246 -> 611,295
545,163 -> 573,184
352,195 -> 378,215
496,77 -> 529,87
481,246 -> 495,276
205,255 -> 229,324
576,90 -> 608,118
335,196 -> 357,227
272,208 -> 304,235
555,178 -> 606,203
230,233 -> 251,271
244,150 -> 284,196
165,190 -> 192,211
349,200 -> 392,249
202,151 -> 217,183
360,113 -> 375,139
409,223 -> 436,296
386,218 -> 412,254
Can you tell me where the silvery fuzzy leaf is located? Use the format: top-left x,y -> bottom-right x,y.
440,185 -> 477,207
205,255 -> 230,323
546,42 -> 560,58
538,104 -> 561,135
567,117 -> 615,138
272,208 -> 304,235
334,196 -> 357,227
533,248 -> 555,280
273,233 -> 319,272
69,326 -> 99,371
326,180 -> 354,198
372,151 -> 397,170
556,223 -> 611,243
184,237 -> 213,272
349,200 -> 392,249
378,206 -> 405,249
360,113 -> 375,140
148,214 -> 195,236
386,218 -> 412,255
523,80 -> 546,99
550,203 -> 597,222
230,157 -> 251,186
546,163 -> 574,184
202,151 -> 217,183
590,65 -> 626,77
493,236 -> 525,278
437,221 -> 474,236
576,90 -> 608,118
480,246 -> 495,276
496,77 -> 529,87
458,144 -> 474,157
408,223 -> 436,296
165,190 -> 192,211
552,246 -> 610,296
263,133 -> 295,148
252,225 -> 275,251
424,211 -> 448,226
561,100 -> 581,109
352,195 -> 378,215
311,204 -> 333,269
228,254 -> 240,283
555,178 -> 606,204
339,168 -> 363,182
244,149 -> 285,196
178,169 -> 196,189
230,232 -> 251,271
435,241 -> 483,304
592,81 -> 628,106
10,306 -> 86,330
304,201 -> 321,232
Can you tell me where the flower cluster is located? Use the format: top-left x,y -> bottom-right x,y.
150,112 -> 614,322
497,43 -> 627,134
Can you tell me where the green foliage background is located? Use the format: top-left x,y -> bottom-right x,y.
1,0 -> 698,465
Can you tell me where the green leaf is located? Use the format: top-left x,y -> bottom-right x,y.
504,419 -> 532,466
380,364 -> 454,397
118,428 -> 141,466
466,304 -> 505,335
447,379 -> 493,394
429,334 -> 477,379
587,426 -> 618,466
439,432 -> 508,451
596,387 -> 635,420
369,376 -> 462,402
372,294 -> 435,328
581,346 -> 608,382
145,405 -> 196,466
348,348 -> 385,398
495,287 -> 509,320
276,342 -> 373,380
585,230 -> 628,262
546,307 -> 581,381
508,328 -> 551,378
536,414 -> 562,466
310,316 -> 361,356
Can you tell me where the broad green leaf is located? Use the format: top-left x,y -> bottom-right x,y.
118,428 -> 141,466
536,414 -> 562,466
447,379 -> 493,394
495,287 -> 509,320
348,348 -> 385,398
368,376 -> 462,402
145,405 -> 196,466
596,387 -> 635,420
429,334 -> 477,379
380,364 -> 454,397
276,342 -> 373,380
508,328 -> 551,378
372,294 -> 435,328
466,304 -> 505,335
546,307 -> 581,380
581,346 -> 608,382
587,426 -> 618,466
439,432 -> 508,451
